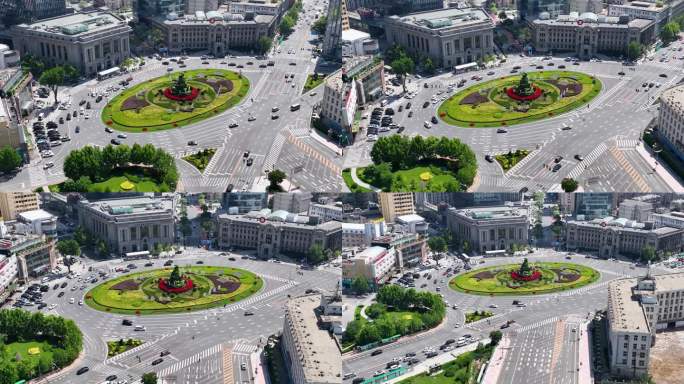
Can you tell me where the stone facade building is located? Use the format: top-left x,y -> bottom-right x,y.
446,206 -> 529,254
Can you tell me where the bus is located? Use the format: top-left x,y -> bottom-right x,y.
460,253 -> 470,263
485,249 -> 507,257
290,103 -> 301,111
97,66 -> 120,81
124,251 -> 150,261
453,62 -> 478,74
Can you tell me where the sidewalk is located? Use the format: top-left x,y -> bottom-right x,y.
310,128 -> 343,156
252,351 -> 267,384
481,336 -> 510,384
635,142 -> 684,192
350,168 -> 381,192
578,321 -> 593,384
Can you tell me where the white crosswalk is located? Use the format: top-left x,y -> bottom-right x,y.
232,343 -> 258,355
156,344 -> 223,378
516,316 -> 562,333
616,139 -> 639,149
565,142 -> 608,180
465,313 -> 506,330
262,132 -> 287,173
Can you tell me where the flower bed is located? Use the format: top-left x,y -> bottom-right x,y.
163,87 -> 200,101
506,86 -> 543,101
158,277 -> 194,293
510,270 -> 542,281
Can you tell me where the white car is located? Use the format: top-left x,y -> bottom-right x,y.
69,298 -> 75,304
310,92 -> 317,96
78,300 -> 83,306
489,304 -> 498,308
367,135 -> 378,142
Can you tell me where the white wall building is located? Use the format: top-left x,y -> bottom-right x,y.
341,246 -> 397,286
309,203 -> 344,223
16,209 -> 57,236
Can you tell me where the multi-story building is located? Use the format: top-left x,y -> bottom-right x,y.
138,0 -> 185,18
11,11 -> 132,76
384,8 -> 495,68
16,209 -> 57,236
652,211 -> 684,229
309,203 -> 344,223
565,218 -> 684,258
619,199 -> 654,223
341,246 -> 397,288
0,192 -> 38,221
342,28 -> 379,57
227,0 -> 293,16
0,232 -> 56,282
319,56 -> 367,142
0,97 -> 21,153
371,232 -> 427,267
608,0 -> 684,32
0,253 -> 18,302
322,0 -> 343,60
657,83 -> 684,161
76,196 -> 176,256
281,294 -> 341,384
341,222 -> 386,248
273,192 -> 312,214
346,0 -> 444,14
575,193 -> 615,219
350,58 -> 385,105
532,13 -> 655,60
149,11 -> 276,56
19,0 -> 69,22
606,272 -> 684,379
216,210 -> 342,258
378,193 -> 414,222
396,213 -> 429,234
446,206 -> 530,254
223,192 -> 267,214
185,0 -> 218,13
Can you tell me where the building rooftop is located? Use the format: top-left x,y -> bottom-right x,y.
16,11 -> 128,36
219,211 -> 342,231
354,246 -> 387,261
652,271 -> 684,292
396,214 -> 425,224
388,7 -> 491,30
534,13 -> 653,29
342,28 -> 370,41
608,277 -> 651,334
159,12 -> 274,25
82,196 -> 174,216
17,210 -> 55,222
661,84 -> 684,112
451,206 -> 528,220
285,294 -> 341,383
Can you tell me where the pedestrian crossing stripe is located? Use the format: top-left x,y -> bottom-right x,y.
157,344 -> 223,378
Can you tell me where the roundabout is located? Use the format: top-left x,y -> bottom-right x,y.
437,70 -> 602,127
101,69 -> 250,132
85,265 -> 263,315
449,258 -> 600,296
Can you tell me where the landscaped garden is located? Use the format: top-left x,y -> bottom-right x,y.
342,285 -> 445,349
450,258 -> 600,296
397,342 -> 496,384
57,143 -> 178,192
465,310 -> 494,324
438,71 -> 601,127
0,309 -> 82,383
85,265 -> 263,315
183,148 -> 216,172
107,338 -> 144,357
347,135 -> 477,192
303,73 -> 327,93
495,149 -> 530,172
101,69 -> 250,132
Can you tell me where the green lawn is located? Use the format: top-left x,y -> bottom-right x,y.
101,69 -> 250,132
183,148 -> 216,173
52,168 -> 168,192
465,311 -> 493,323
496,150 -> 530,172
303,74 -> 326,93
397,344 -> 494,384
107,339 -> 144,357
438,71 -> 601,127
85,266 -> 263,315
356,163 -> 462,192
450,262 -> 600,296
6,340 -> 54,366
341,168 -> 372,192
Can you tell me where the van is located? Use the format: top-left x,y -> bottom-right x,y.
41,277 -> 50,283
343,373 -> 356,380
134,325 -> 146,331
290,103 -> 300,111
380,100 -> 388,107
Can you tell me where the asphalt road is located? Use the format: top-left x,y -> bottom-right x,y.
0,0 -> 345,193
14,248 -> 340,384
341,249 -> 674,383
344,48 -> 684,193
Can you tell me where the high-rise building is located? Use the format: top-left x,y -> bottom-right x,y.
223,193 -> 267,214
0,192 -> 38,221
139,0 -> 185,18
574,193 -> 615,219
185,0 -> 217,13
322,0 -> 343,61
378,193 -> 415,222
618,199 -> 654,223
273,192 -> 313,214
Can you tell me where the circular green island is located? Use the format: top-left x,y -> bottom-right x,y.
101,69 -> 250,132
438,70 -> 601,127
85,265 -> 263,315
449,258 -> 600,296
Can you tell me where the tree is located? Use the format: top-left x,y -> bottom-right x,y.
561,177 -> 578,192
257,36 -> 272,55
660,21 -> 680,45
390,56 -> 415,93
39,66 -> 67,105
20,54 -> 45,77
307,243 -> 327,265
428,236 -> 448,254
267,169 -> 286,192
142,372 -> 158,384
422,57 -> 435,75
351,277 -> 370,295
627,41 -> 643,61
641,245 -> 657,264
498,10 -> 508,20
149,28 -> 164,49
0,146 -> 22,173
279,15 -> 295,35
489,330 -> 503,346
312,15 -> 327,34
56,239 -> 81,274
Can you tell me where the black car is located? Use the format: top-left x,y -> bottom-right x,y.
574,154 -> 584,161
244,311 -> 254,316
58,291 -> 65,298
188,140 -> 197,146
660,73 -> 668,78
160,350 -> 171,357
61,282 -> 68,288
59,117 -> 64,124
164,260 -> 173,266
422,101 -> 430,108
76,367 -> 89,375
371,349 -> 383,356
228,257 -> 236,261
96,96 -> 103,103
53,283 -> 60,290
122,319 -> 133,326
554,156 -> 563,163
152,358 -> 164,366
385,108 -> 394,115
226,183 -> 234,192
406,102 -> 411,109
110,139 -> 121,145
352,378 -> 365,384
536,65 -> 544,69
485,154 -> 494,163
246,158 -> 254,166
106,375 -> 118,382
144,262 -> 154,267
552,163 -> 562,172
431,116 -> 438,124
196,260 -> 204,264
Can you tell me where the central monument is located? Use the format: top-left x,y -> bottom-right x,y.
506,72 -> 543,101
